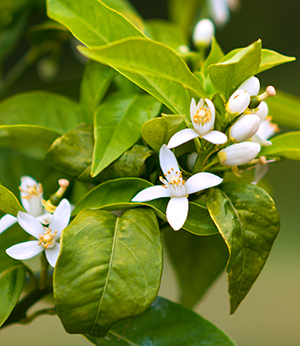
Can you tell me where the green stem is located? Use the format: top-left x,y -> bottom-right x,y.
40,253 -> 49,290
25,266 -> 39,290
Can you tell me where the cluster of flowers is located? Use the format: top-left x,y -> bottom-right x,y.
0,177 -> 71,267
132,76 -> 278,231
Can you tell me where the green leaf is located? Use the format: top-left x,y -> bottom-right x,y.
168,0 -> 203,31
97,145 -> 154,182
54,208 -> 162,337
0,228 -> 27,327
73,177 -> 218,236
0,91 -> 82,134
208,40 -> 261,101
258,49 -> 295,73
0,185 -> 23,216
87,296 -> 236,345
146,19 -> 188,50
0,125 -> 60,159
201,37 -> 224,77
206,182 -> 280,314
163,228 -> 228,308
267,90 -> 300,130
45,125 -> 94,181
260,131 -> 300,160
79,37 -> 206,115
46,0 -> 144,47
92,93 -> 161,176
80,61 -> 117,125
141,118 -> 168,152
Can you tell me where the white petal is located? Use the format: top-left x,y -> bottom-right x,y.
49,199 -> 71,236
238,76 -> 260,96
132,186 -> 171,202
256,101 -> 269,121
159,144 -> 180,177
229,114 -> 260,142
205,98 -> 215,123
251,134 -> 272,147
166,197 -> 189,231
185,172 -> 223,195
190,98 -> 197,122
192,19 -> 215,46
0,214 -> 17,234
6,241 -> 43,260
17,212 -> 45,239
167,129 -> 199,149
45,243 -> 60,267
202,130 -> 228,144
19,176 -> 39,213
252,164 -> 269,185
36,212 -> 53,225
218,142 -> 261,166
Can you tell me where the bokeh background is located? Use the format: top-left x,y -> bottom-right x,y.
1,0 -> 300,345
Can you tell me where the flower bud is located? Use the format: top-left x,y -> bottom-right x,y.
218,142 -> 261,166
229,114 -> 260,142
226,90 -> 250,115
238,76 -> 260,96
255,101 -> 269,121
193,19 -> 215,47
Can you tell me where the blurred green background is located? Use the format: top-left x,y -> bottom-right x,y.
0,0 -> 299,345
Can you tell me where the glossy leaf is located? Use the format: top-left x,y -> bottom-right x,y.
79,37 -> 205,115
0,185 -> 23,216
0,91 -> 82,134
208,40 -> 261,101
54,208 -> 162,337
73,177 -> 218,236
45,125 -> 94,181
80,61 -> 117,125
207,182 -> 280,314
261,131 -> 300,160
267,90 -> 300,130
258,49 -> 295,73
141,118 -> 168,152
201,37 -> 224,76
163,228 -> 228,308
87,296 -> 236,346
92,93 -> 161,176
46,0 -> 144,47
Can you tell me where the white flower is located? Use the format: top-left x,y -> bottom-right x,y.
0,176 -> 52,235
6,199 -> 71,267
251,116 -> 279,147
229,113 -> 261,142
193,18 -> 215,47
238,76 -> 260,96
255,101 -> 269,122
218,142 -> 261,166
132,145 -> 223,231
167,98 -> 227,149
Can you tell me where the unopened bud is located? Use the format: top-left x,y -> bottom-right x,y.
218,142 -> 261,166
226,90 -> 250,115
193,19 -> 215,48
255,101 -> 269,121
229,114 -> 260,142
238,76 -> 260,96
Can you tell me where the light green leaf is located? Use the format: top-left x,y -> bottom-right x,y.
46,0 -> 144,47
208,40 -> 261,101
92,93 -> 161,176
168,0 -> 203,31
261,131 -> 300,160
201,37 -> 224,77
0,91 -> 82,134
141,118 -> 168,152
54,208 -> 162,337
79,37 -> 206,114
0,185 -> 23,216
87,296 -> 236,345
267,90 -> 300,130
207,182 -> 280,314
80,61 -> 117,125
258,49 -> 295,73
73,177 -> 218,236
163,228 -> 228,308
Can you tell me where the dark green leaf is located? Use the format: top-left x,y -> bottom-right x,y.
79,37 -> 205,115
206,182 -> 280,314
92,93 -> 161,176
163,228 -> 228,308
258,49 -> 295,73
0,185 -> 23,216
54,208 -> 162,337
260,131 -> 300,160
73,177 -> 218,236
208,40 -> 261,101
87,296 -> 236,345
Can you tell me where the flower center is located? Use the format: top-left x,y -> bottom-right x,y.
193,108 -> 211,125
160,169 -> 187,197
38,227 -> 57,249
19,183 -> 43,200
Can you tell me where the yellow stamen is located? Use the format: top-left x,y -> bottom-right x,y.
19,183 -> 43,200
193,108 -> 211,125
38,228 -> 57,249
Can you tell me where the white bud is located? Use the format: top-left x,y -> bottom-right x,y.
218,142 -> 261,166
255,101 -> 269,121
229,114 -> 260,142
226,90 -> 250,115
238,76 -> 260,96
193,19 -> 215,47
